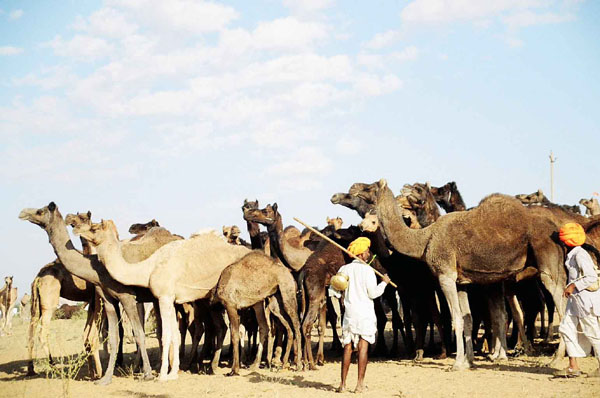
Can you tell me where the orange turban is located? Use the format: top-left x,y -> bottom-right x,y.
559,223 -> 586,247
348,237 -> 371,256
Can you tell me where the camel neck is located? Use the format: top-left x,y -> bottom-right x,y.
376,184 -> 431,260
47,218 -> 101,285
266,213 -> 309,271
95,236 -> 151,288
246,220 -> 263,250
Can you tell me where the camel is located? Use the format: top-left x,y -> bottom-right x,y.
214,251 -> 303,375
26,260 -> 100,377
222,225 -> 250,247
73,220 -> 251,380
371,179 -> 569,370
18,293 -> 31,317
129,219 -> 160,236
243,203 -> 312,272
20,203 -> 158,385
326,216 -> 343,230
430,181 -> 467,212
580,197 -> 600,217
1,276 -> 18,334
242,199 -> 270,255
516,189 -> 581,215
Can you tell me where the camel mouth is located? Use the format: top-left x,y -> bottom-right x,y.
18,209 -> 40,224
330,193 -> 343,204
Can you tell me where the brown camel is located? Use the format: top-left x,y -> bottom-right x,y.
20,203 -> 159,385
430,181 -> 467,212
222,225 -> 250,247
73,220 -> 250,380
214,251 -> 302,375
242,199 -> 270,255
580,197 -> 600,217
243,203 -> 312,272
26,260 -> 100,377
372,179 -> 569,370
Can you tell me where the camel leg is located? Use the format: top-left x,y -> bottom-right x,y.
399,293 -> 415,354
540,273 -> 566,367
225,305 -> 241,376
506,294 -> 532,354
457,288 -> 474,365
316,303 -> 326,366
82,293 -> 102,379
250,302 -> 269,371
326,296 -> 342,351
209,308 -> 226,374
157,297 -> 176,381
132,301 -> 146,371
487,285 -> 509,361
439,275 -> 469,370
269,296 -> 293,368
95,297 -> 120,386
302,299 -> 320,370
412,301 -> 426,362
27,280 -> 44,376
429,294 -> 447,359
167,305 -> 181,379
373,298 -> 388,356
279,281 -> 303,371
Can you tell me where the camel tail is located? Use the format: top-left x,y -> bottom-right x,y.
297,269 -> 307,320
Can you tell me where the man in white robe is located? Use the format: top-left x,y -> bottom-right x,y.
330,237 -> 390,393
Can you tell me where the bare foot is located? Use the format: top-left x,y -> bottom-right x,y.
354,384 -> 366,393
336,384 -> 346,393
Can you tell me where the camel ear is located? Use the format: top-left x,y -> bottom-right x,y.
272,202 -> 278,212
48,202 -> 56,212
378,179 -> 387,189
87,211 -> 92,219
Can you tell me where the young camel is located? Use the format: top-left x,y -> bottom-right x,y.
1,276 -> 18,333
74,220 -> 250,381
214,251 -> 303,375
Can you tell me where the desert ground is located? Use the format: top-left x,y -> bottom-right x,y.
1,314 -> 599,398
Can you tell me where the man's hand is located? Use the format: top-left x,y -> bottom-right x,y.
381,274 -> 391,285
564,283 -> 576,298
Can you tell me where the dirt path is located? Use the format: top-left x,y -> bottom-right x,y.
2,316 -> 599,398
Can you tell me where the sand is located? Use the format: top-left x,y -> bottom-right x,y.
1,315 -> 599,398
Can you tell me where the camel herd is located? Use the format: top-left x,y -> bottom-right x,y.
7,180 -> 600,385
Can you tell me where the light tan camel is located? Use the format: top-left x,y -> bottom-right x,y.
580,197 -> 600,217
214,251 -> 302,375
326,216 -> 343,230
373,179 -> 563,370
73,220 -> 250,380
1,276 -> 18,334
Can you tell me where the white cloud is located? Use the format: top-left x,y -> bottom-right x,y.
0,46 -> 23,55
9,9 -> 23,20
400,0 -> 546,24
72,7 -> 138,38
252,17 -> 328,50
393,45 -> 419,61
282,0 -> 334,14
106,0 -> 238,33
503,11 -> 575,28
364,30 -> 403,50
353,74 -> 402,96
267,146 -> 334,191
12,66 -> 75,90
44,35 -> 114,61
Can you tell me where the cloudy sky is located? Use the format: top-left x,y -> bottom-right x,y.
2,0 -> 599,294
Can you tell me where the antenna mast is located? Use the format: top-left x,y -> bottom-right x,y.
549,151 -> 557,202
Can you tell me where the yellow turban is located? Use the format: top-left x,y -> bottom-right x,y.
348,237 -> 371,256
559,223 -> 586,247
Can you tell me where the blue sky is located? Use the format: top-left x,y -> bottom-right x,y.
2,0 -> 599,295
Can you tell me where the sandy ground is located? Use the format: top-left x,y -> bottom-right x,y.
1,315 -> 599,398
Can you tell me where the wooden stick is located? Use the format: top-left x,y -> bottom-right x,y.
293,217 -> 397,289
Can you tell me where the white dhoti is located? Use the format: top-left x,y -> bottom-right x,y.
341,327 -> 376,348
558,313 -> 600,358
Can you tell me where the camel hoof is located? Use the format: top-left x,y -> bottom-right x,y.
413,350 -> 424,362
450,361 -> 471,371
142,372 -> 155,381
226,370 -> 240,377
317,359 -> 324,367
94,376 -> 112,386
434,352 -> 447,360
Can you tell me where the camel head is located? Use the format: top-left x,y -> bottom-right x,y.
128,219 -> 160,235
242,199 -> 259,213
326,216 -> 343,230
430,182 -> 453,211
330,192 -> 375,218
222,225 -> 241,242
359,211 -> 379,233
4,276 -> 13,286
349,181 -> 380,205
19,202 -> 61,229
243,203 -> 278,226
73,219 -> 119,247
516,189 -> 548,205
65,211 -> 92,229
